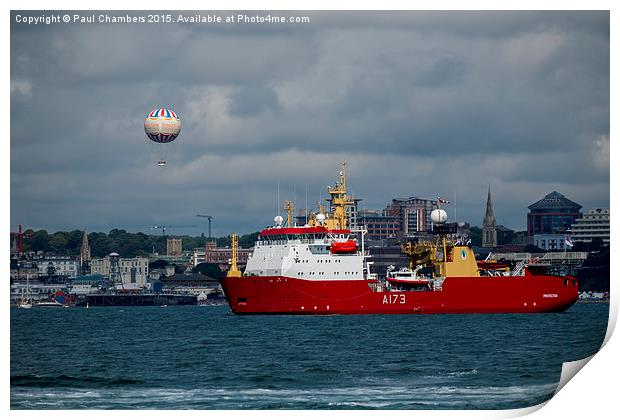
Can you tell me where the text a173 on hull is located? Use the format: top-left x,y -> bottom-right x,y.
219,164 -> 578,315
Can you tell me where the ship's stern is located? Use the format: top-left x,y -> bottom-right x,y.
560,274 -> 580,311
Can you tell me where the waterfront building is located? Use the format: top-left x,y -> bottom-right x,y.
482,186 -> 497,248
90,255 -> 149,289
9,260 -> 39,282
150,252 -> 192,265
160,272 -> 223,297
31,255 -> 78,278
166,238 -> 183,256
496,225 -> 515,245
10,281 -> 69,304
358,209 -> 399,240
510,231 -> 531,246
148,266 -> 176,280
571,208 -> 610,243
385,197 -> 439,240
148,268 -> 165,281
527,191 -> 582,236
70,274 -> 104,295
205,242 -> 251,271
533,234 -> 572,251
191,247 -> 207,267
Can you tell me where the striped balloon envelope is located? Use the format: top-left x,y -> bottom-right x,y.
144,108 -> 182,143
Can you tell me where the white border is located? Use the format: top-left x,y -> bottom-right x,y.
4,1 -> 616,419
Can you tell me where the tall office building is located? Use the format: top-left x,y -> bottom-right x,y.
571,208 -> 610,243
385,197 -> 439,240
527,191 -> 582,236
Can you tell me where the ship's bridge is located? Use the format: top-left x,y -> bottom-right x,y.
245,226 -> 364,279
257,226 -> 352,245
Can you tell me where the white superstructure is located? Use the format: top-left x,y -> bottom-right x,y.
236,162 -> 376,282
243,226 -> 372,280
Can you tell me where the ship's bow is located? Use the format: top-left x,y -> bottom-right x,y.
219,276 -> 238,313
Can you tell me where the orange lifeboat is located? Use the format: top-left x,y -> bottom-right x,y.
330,239 -> 358,254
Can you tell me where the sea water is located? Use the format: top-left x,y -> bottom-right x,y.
10,302 -> 608,409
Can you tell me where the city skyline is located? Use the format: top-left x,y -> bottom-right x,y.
10,186 -> 601,238
11,11 -> 610,237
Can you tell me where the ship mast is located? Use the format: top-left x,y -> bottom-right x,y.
325,161 -> 354,230
227,233 -> 241,277
284,200 -> 295,227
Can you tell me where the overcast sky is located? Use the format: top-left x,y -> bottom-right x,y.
10,11 -> 609,237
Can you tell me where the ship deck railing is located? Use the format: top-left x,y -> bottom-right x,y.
490,251 -> 588,262
256,238 -> 331,246
494,251 -> 589,276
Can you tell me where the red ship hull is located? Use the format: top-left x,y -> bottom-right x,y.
220,273 -> 578,315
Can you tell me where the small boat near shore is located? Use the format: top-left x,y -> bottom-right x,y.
34,301 -> 65,308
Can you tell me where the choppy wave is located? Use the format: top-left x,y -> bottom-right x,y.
448,368 -> 478,376
11,383 -> 558,409
11,374 -> 144,388
10,303 -> 608,409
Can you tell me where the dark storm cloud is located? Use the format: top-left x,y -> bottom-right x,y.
229,85 -> 281,117
10,11 -> 609,235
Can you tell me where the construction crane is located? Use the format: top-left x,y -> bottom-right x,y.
10,225 -> 31,257
196,214 -> 213,239
150,224 -> 197,236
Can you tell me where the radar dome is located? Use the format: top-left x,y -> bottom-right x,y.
274,215 -> 284,227
430,209 -> 448,224
316,213 -> 326,225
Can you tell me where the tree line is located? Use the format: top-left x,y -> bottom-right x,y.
17,229 -> 260,258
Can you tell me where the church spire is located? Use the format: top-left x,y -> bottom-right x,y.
484,185 -> 495,226
482,186 -> 497,247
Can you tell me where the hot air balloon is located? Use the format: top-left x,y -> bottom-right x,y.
144,108 -> 182,166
